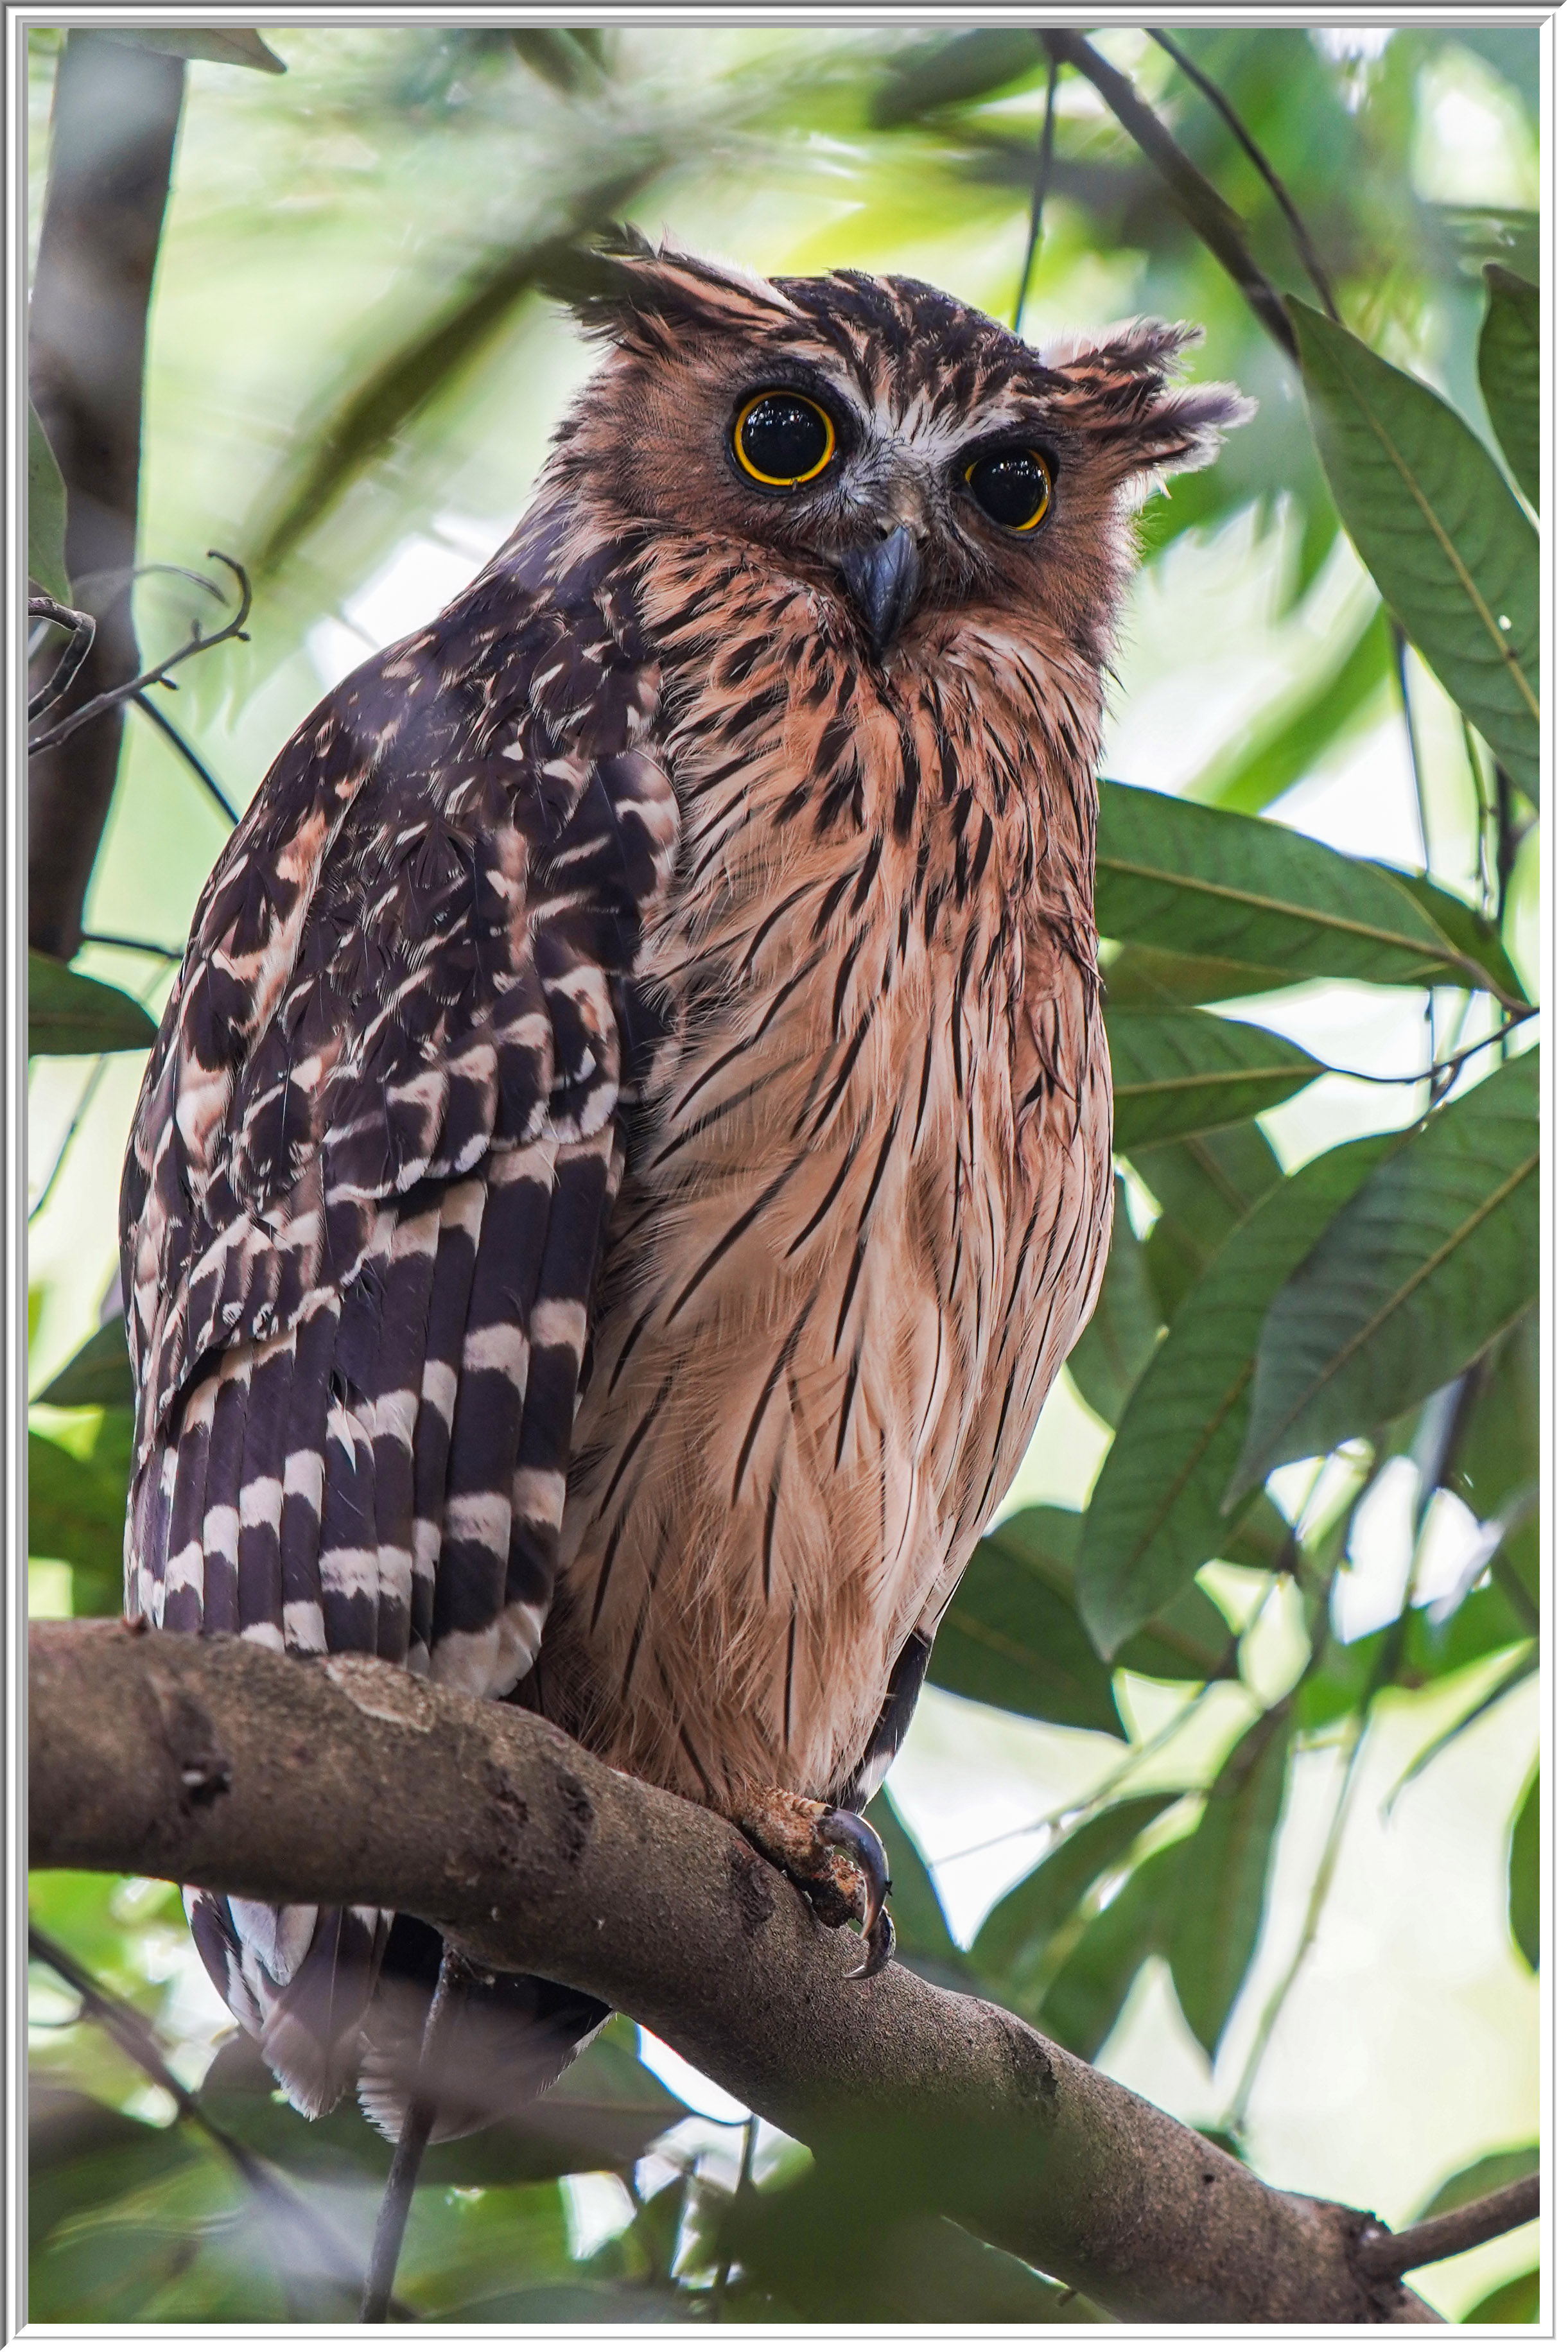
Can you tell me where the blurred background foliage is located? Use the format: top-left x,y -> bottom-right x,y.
27,19 -> 1538,2326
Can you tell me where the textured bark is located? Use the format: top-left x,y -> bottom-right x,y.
30,1619 -> 1442,2325
28,31 -> 184,959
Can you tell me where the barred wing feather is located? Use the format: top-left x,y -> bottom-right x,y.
119,516 -> 677,2122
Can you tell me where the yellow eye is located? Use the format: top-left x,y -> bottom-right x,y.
966,446 -> 1052,532
734,390 -> 836,487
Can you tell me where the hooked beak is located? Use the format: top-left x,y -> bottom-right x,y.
841,525 -> 921,657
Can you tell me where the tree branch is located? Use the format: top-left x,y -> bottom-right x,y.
30,1621 -> 1443,2324
1355,2176 -> 1540,2280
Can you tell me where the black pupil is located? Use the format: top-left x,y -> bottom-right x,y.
741,394 -> 828,481
970,448 -> 1047,528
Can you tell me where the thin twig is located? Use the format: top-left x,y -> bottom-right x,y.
26,552 -> 251,757
360,1944 -> 468,2324
1147,31 -> 1341,320
1044,30 -> 1296,358
1315,1009 -> 1537,1095
28,1056 -> 109,1223
131,689 -> 241,826
28,596 -> 96,722
80,930 -> 183,963
1013,39 -> 1059,335
1356,2174 -> 1540,2279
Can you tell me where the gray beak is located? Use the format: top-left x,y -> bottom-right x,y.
841,525 -> 921,656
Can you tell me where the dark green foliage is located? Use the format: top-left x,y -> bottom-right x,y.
1067,1177 -> 1163,1426
1232,1052 -> 1540,1495
1477,265 -> 1538,510
1508,1767 -> 1539,1971
28,952 -> 157,1055
1289,299 -> 1540,799
37,1318 -> 134,1411
1167,1707 -> 1291,2054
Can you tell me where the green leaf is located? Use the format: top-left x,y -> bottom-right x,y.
1417,2142 -> 1538,2224
1508,1764 -> 1539,1971
1067,1177 -> 1163,1427
1477,265 -> 1538,512
101,28 -> 285,72
870,29 -> 1041,126
970,1795 -> 1179,2001
1107,1009 -> 1321,1149
29,952 -> 157,1056
1036,1836 -> 1189,2060
28,403 -> 70,601
1449,1310 -> 1539,1612
864,1790 -> 963,1974
37,1318 -> 134,1411
1132,1122 -> 1282,1319
1463,2269 -> 1538,2325
929,1507 -> 1127,1735
1384,1642 -> 1538,1803
30,2083 -> 197,2249
1102,943 -> 1298,1007
1200,609 -> 1392,816
1231,1051 -> 1540,1496
1167,1705 -> 1292,2057
509,29 -> 605,92
1366,865 -> 1529,1010
1287,299 -> 1540,802
1097,780 -> 1508,993
27,1411 -> 131,1614
1079,1131 -> 1400,1658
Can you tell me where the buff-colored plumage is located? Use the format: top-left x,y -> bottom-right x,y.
121,234 -> 1246,2128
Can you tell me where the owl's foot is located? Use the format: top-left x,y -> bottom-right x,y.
734,1789 -> 894,1979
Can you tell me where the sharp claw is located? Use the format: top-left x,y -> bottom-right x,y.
814,1806 -> 894,1978
846,1904 -> 896,1980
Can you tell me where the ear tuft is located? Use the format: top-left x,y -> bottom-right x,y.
1043,319 -> 1254,484
552,227 -> 803,353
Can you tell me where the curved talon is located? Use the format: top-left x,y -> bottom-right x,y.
846,1903 -> 895,1980
814,1806 -> 893,1976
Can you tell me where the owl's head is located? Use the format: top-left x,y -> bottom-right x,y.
553,232 -> 1251,668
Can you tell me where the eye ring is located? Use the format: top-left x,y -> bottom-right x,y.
733,390 -> 837,489
964,446 -> 1052,533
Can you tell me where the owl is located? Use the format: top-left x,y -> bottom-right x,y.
121,235 -> 1246,2142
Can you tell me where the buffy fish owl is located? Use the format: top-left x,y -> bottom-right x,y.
122,235 -> 1248,2136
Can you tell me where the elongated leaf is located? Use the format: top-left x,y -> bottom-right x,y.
29,952 -> 157,1056
103,28 -> 286,72
930,1507 -> 1126,1734
28,403 -> 69,602
1080,1131 -> 1399,1657
864,1789 -> 964,1974
1287,299 -> 1540,801
1201,610 -> 1391,816
510,28 -> 604,91
1097,781 -> 1506,993
1508,1765 -> 1539,1971
28,1413 -> 132,1614
1232,1051 -> 1540,1495
37,1318 -> 133,1411
1036,1836 -> 1189,2059
1102,943 -> 1293,1006
970,1795 -> 1178,1996
870,28 -> 1041,125
1384,1641 -> 1538,1804
1366,865 -> 1529,1009
1450,1309 -> 1539,1609
1132,1121 -> 1282,1319
1478,264 -> 1539,510
1107,1009 -> 1321,1148
1417,2141 -> 1538,2222
1167,1705 -> 1292,2056
1463,2270 -> 1539,2325
1067,1178 -> 1163,1426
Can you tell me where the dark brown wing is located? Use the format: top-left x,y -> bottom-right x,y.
120,509 -> 677,2115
